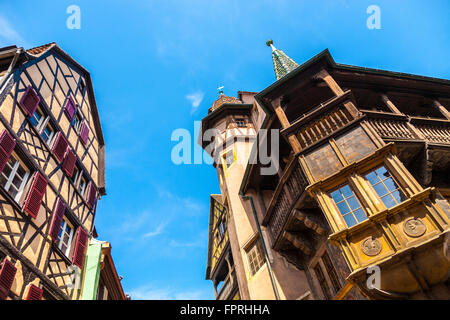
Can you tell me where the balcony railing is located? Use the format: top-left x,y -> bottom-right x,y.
263,157 -> 308,243
363,110 -> 450,145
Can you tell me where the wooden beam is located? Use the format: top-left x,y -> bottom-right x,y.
314,69 -> 344,96
433,100 -> 450,120
293,209 -> 327,235
381,94 -> 402,114
283,231 -> 312,255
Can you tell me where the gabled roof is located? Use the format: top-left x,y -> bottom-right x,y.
25,42 -> 105,146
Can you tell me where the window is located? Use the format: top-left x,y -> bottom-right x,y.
246,240 -> 265,276
40,122 -> 55,145
236,119 -> 246,127
30,107 -> 45,129
57,219 -> 74,257
0,154 -> 30,202
330,184 -> 367,228
314,264 -> 331,299
217,219 -> 226,242
313,251 -> 342,300
70,164 -> 81,185
72,112 -> 82,132
223,150 -> 234,169
365,166 -> 407,209
78,174 -> 87,196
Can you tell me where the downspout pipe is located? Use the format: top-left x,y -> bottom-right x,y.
239,191 -> 281,300
0,48 -> 23,93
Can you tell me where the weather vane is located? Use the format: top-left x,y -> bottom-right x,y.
217,86 -> 224,95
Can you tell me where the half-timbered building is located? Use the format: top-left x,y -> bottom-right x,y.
202,40 -> 450,300
0,42 -> 108,300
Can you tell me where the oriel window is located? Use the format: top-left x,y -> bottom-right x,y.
365,166 -> 407,209
330,184 -> 367,228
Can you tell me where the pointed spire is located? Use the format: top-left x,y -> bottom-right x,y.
266,40 -> 299,80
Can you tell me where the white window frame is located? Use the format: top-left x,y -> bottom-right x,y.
40,121 -> 55,145
57,219 -> 74,257
0,154 -> 30,202
30,107 -> 46,130
78,175 -> 87,196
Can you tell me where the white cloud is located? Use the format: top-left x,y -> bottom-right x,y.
0,16 -> 27,47
186,91 -> 204,114
143,221 -> 167,238
129,285 -> 211,300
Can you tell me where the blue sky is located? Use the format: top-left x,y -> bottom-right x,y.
0,0 -> 448,299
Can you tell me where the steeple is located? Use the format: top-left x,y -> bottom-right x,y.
266,40 -> 299,80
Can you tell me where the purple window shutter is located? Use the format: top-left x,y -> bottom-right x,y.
64,96 -> 76,120
52,132 -> 69,162
86,181 -> 97,209
62,149 -> 76,177
19,86 -> 40,117
48,197 -> 66,242
0,259 -> 17,300
0,130 -> 16,174
23,172 -> 48,219
72,227 -> 88,268
25,284 -> 43,300
79,121 -> 89,144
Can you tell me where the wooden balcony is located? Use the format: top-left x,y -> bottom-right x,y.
363,110 -> 450,145
262,156 -> 327,267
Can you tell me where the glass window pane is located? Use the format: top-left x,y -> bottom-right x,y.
373,183 -> 388,197
330,190 -> 343,203
365,172 -> 379,185
341,185 -> 352,198
381,195 -> 397,208
343,213 -> 357,227
391,190 -> 406,203
337,201 -> 350,215
383,178 -> 397,192
353,209 -> 367,223
375,166 -> 388,177
346,197 -> 360,210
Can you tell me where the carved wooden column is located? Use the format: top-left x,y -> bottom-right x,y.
272,98 -> 302,153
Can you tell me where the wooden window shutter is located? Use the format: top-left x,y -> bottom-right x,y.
48,197 -> 66,242
62,149 -> 76,177
0,129 -> 16,174
23,172 -> 48,219
86,181 -> 97,209
19,86 -> 40,117
79,121 -> 89,144
64,96 -> 76,120
25,284 -> 43,300
0,259 -> 17,300
52,132 -> 69,162
72,227 -> 88,268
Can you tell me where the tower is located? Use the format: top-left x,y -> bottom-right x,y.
202,90 -> 315,300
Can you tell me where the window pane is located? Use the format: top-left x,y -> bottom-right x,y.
337,201 -> 350,215
342,213 -> 357,227
391,190 -> 406,203
330,190 -> 343,203
341,185 -> 352,198
346,197 -> 360,211
365,172 -> 379,185
383,178 -> 397,192
373,182 -> 388,197
381,195 -> 396,208
353,209 -> 368,223
375,166 -> 388,177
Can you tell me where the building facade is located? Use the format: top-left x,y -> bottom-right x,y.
202,41 -> 450,300
0,43 -> 123,300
